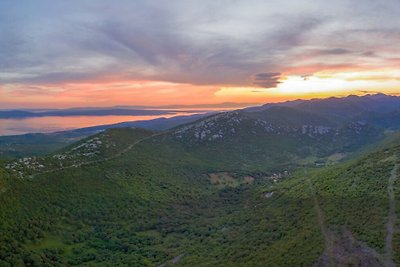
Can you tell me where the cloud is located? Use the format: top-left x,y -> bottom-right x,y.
357,90 -> 382,94
314,48 -> 353,55
0,80 -> 221,108
0,1 -> 329,87
1,0 -> 400,102
252,72 -> 282,88
9,85 -> 65,97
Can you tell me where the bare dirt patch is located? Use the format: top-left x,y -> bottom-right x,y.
243,175 -> 255,184
208,172 -> 236,186
208,173 -> 255,188
311,164 -> 400,267
327,152 -> 347,163
315,227 -> 384,267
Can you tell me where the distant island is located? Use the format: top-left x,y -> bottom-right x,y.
0,108 -> 195,119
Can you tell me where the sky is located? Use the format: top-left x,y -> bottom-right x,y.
1,0 -> 400,108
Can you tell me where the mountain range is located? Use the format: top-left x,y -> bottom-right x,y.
0,109 -> 191,119
1,94 -> 400,266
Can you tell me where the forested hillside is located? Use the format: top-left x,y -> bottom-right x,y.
1,95 -> 400,266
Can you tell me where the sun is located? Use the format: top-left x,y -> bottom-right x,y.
277,75 -> 349,95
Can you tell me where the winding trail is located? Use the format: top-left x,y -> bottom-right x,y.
28,131 -> 168,179
384,164 -> 399,267
307,177 -> 334,265
158,254 -> 184,267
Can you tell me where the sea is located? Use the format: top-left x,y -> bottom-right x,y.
0,112 -> 197,136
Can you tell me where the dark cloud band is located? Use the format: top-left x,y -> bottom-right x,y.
252,72 -> 282,88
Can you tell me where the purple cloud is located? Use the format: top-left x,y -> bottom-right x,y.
252,72 -> 282,88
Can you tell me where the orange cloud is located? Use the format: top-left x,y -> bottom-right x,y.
1,81 -> 222,108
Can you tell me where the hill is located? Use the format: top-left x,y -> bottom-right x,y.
170,108 -> 383,169
0,113 -> 212,158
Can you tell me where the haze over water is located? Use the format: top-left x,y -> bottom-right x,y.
0,112 -> 198,136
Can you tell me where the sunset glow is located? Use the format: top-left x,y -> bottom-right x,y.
1,1 -> 400,108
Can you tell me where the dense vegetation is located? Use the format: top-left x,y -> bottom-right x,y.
0,126 -> 399,266
1,94 -> 400,266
